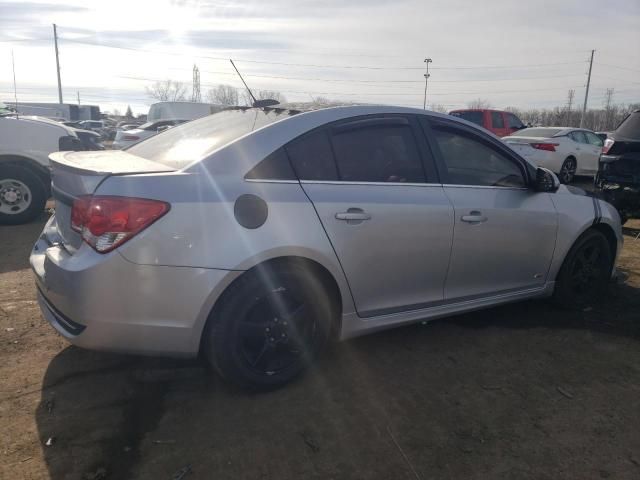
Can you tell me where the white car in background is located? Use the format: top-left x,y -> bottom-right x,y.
112,119 -> 188,149
503,127 -> 603,183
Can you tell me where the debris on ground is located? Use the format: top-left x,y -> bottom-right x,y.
556,386 -> 574,399
300,431 -> 320,453
172,464 -> 192,480
45,437 -> 55,446
83,467 -> 107,480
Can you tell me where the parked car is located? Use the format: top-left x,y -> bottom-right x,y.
503,127 -> 603,183
0,115 -> 84,224
147,101 -> 222,122
595,109 -> 640,224
112,119 -> 189,149
117,123 -> 142,131
71,128 -> 105,151
31,106 -> 622,390
449,109 -> 526,136
596,131 -> 610,143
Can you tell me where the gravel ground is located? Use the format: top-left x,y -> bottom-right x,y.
1,208 -> 640,480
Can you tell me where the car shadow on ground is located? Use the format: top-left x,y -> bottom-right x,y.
0,212 -> 50,275
35,278 -> 640,480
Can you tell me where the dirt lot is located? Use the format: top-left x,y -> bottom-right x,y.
2,210 -> 640,480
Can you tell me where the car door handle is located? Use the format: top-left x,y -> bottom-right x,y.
461,211 -> 487,223
335,211 -> 371,221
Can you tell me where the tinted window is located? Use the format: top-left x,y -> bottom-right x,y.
585,131 -> 603,146
491,112 -> 505,128
286,129 -> 338,181
450,111 -> 484,126
570,131 -> 588,144
245,148 -> 296,180
432,126 -> 525,187
616,112 -> 640,140
330,123 -> 425,183
128,109 -> 283,168
507,113 -> 524,129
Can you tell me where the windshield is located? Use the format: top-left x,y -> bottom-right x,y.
510,128 -> 563,138
127,109 -> 286,168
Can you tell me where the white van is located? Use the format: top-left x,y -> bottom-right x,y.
147,102 -> 222,122
0,114 -> 83,224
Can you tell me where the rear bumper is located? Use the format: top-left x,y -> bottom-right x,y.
30,216 -> 241,357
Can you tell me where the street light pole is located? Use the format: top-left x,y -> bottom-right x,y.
423,58 -> 432,110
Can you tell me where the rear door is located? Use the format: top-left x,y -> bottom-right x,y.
288,115 -> 454,317
568,131 -> 593,174
420,118 -> 557,300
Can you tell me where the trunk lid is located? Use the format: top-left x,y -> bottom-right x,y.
503,136 -> 552,157
49,150 -> 174,250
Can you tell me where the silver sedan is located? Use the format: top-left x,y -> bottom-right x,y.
31,106 -> 622,389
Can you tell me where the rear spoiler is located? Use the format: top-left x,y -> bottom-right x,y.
49,150 -> 175,175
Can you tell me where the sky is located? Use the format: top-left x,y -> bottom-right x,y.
0,0 -> 639,115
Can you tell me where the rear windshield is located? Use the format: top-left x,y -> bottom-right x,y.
616,112 -> 640,140
450,111 -> 484,126
127,109 -> 286,168
511,128 -> 563,138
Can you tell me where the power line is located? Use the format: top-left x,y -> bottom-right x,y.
595,63 -> 640,74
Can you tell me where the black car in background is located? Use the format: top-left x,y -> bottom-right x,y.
596,109 -> 640,224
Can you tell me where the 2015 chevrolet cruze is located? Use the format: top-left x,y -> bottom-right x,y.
31,106 -> 622,389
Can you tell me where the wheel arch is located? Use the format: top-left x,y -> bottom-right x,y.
0,154 -> 51,196
555,223 -> 617,281
198,255 -> 344,355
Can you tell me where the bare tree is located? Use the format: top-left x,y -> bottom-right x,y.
145,80 -> 187,102
207,85 -> 239,106
467,98 -> 492,109
427,103 -> 448,113
125,105 -> 133,119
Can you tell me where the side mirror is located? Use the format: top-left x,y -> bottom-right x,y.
535,167 -> 560,192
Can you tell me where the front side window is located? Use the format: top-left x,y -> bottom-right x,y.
432,126 -> 525,187
329,122 -> 425,183
507,114 -> 525,129
585,131 -> 604,146
491,112 -> 505,128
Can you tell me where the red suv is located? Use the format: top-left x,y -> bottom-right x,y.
449,109 -> 526,137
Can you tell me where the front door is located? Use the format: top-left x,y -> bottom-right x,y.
422,118 -> 557,300
285,116 -> 454,317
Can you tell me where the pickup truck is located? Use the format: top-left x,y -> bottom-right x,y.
0,113 -> 83,224
449,109 -> 527,137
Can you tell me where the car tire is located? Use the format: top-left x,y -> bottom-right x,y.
553,229 -> 612,310
559,157 -> 577,184
0,164 -> 48,225
204,261 -> 335,390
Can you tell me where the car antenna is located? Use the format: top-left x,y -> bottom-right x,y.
11,49 -> 19,119
229,59 -> 279,108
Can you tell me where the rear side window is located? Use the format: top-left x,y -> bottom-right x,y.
329,123 -> 425,183
491,112 -> 505,128
585,131 -> 603,146
245,148 -> 296,180
286,130 -> 338,181
432,126 -> 525,188
450,111 -> 484,126
616,112 -> 640,140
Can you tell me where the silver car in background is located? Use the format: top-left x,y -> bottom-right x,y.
31,106 -> 622,389
504,127 -> 604,183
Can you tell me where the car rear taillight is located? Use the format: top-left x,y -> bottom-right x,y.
122,135 -> 140,141
71,195 -> 170,253
530,143 -> 559,152
602,138 -> 614,154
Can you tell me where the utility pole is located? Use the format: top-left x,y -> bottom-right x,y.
565,89 -> 575,126
603,88 -> 614,130
53,24 -> 63,104
191,64 -> 201,103
580,49 -> 595,128
77,91 -> 80,106
423,58 -> 432,110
